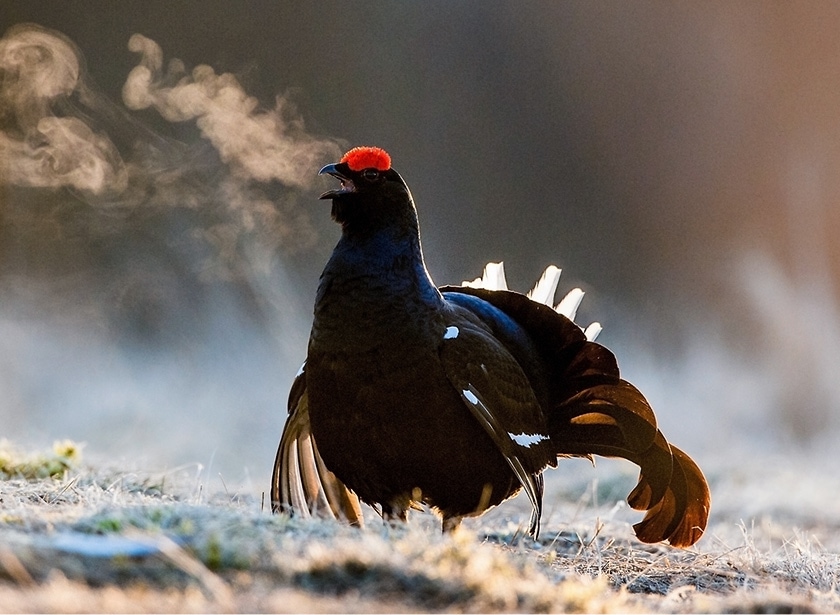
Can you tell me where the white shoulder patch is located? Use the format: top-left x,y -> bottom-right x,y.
443,325 -> 459,340
508,432 -> 549,448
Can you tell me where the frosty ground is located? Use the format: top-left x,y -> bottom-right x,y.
0,441 -> 838,613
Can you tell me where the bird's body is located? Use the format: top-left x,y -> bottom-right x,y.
306,193 -> 534,525
272,147 -> 710,547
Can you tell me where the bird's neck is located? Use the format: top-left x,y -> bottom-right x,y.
311,223 -> 443,352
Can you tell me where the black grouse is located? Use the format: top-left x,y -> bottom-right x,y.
271,146 -> 710,547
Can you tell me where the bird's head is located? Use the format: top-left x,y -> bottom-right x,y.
319,146 -> 415,231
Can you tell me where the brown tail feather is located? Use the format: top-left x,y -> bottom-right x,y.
550,378 -> 675,508
625,430 -> 674,510
633,445 -> 710,547
549,378 -> 709,547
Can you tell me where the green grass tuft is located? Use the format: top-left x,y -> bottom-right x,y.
0,440 -> 82,480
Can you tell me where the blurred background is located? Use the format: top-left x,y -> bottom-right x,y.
1,2 -> 839,490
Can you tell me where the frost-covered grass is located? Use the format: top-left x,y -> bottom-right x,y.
0,441 -> 838,613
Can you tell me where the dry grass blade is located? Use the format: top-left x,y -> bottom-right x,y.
0,442 -> 838,612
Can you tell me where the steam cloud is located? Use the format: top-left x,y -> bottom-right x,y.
122,34 -> 334,188
0,23 -> 346,287
0,23 -> 342,481
1,24 -> 339,193
0,26 -> 126,195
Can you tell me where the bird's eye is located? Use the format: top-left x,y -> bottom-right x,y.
361,169 -> 380,182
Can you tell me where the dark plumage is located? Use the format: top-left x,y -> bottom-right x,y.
271,147 -> 710,547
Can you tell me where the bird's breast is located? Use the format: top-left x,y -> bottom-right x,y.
311,263 -> 443,355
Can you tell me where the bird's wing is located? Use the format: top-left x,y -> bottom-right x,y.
441,285 -> 710,547
270,363 -> 363,525
437,302 -> 555,537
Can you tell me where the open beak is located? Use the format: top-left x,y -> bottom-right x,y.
319,163 -> 356,199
